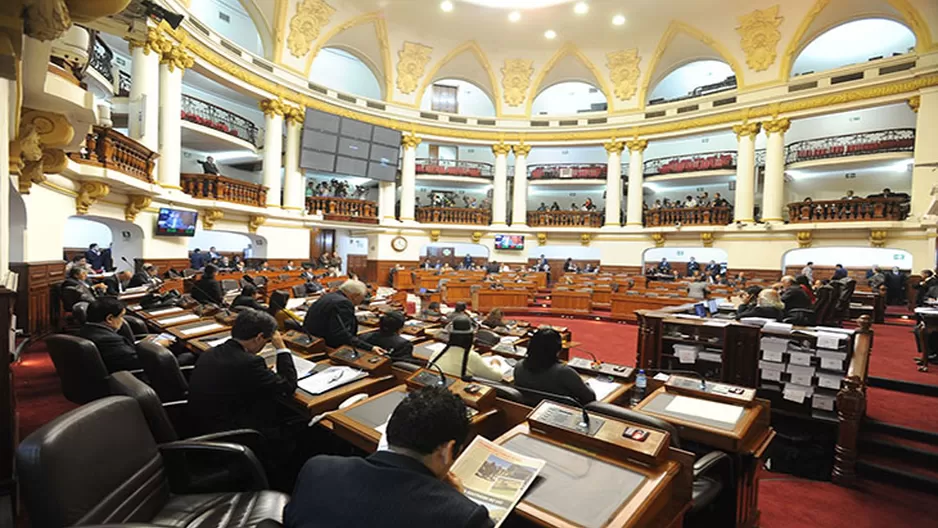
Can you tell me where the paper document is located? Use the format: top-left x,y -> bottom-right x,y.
423,342 -> 447,355
664,395 -> 744,425
400,333 -> 417,341
763,322 -> 793,335
286,297 -> 307,310
290,355 -> 318,378
148,307 -> 184,316
816,332 -> 845,350
585,377 -> 621,401
449,437 -> 545,528
298,366 -> 366,395
482,356 -> 514,379
180,322 -> 224,336
203,336 -> 230,348
158,313 -> 199,325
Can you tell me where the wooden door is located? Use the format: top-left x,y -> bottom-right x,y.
309,228 -> 336,262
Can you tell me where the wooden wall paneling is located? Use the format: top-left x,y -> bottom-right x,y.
11,261 -> 64,336
346,255 -> 368,278
782,265 -> 910,283
373,260 -> 419,287
138,258 -> 191,274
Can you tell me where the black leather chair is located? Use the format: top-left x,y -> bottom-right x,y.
45,334 -> 111,404
291,284 -> 306,298
16,396 -> 287,528
833,278 -> 857,324
476,379 -> 526,404
124,314 -> 149,337
136,341 -> 190,402
71,301 -> 90,324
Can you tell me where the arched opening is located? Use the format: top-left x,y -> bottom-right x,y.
791,19 -> 916,77
8,187 -> 26,263
420,243 -> 490,268
309,47 -> 383,100
420,79 -> 496,116
530,81 -> 606,116
648,60 -> 735,104
782,247 -> 913,277
188,0 -> 267,57
642,247 -> 729,275
188,229 -> 267,261
64,216 -> 146,270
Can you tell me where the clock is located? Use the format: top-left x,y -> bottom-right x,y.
391,236 -> 408,252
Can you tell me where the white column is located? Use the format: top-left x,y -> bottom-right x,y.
624,139 -> 647,226
733,122 -> 761,223
260,99 -> 285,207
911,91 -> 938,220
157,61 -> 184,189
762,118 -> 790,223
128,41 -> 160,150
282,109 -> 304,212
400,134 -> 420,221
379,180 -> 397,222
492,143 -> 510,225
0,79 -> 10,274
511,144 -> 530,226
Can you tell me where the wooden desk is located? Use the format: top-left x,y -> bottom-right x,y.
611,294 -> 692,322
442,282 -> 473,304
291,364 -> 399,416
149,311 -> 203,329
476,289 -> 529,312
391,271 -> 414,290
166,318 -> 230,340
551,290 -> 593,313
135,306 -> 189,320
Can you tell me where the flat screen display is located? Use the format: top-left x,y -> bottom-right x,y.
368,160 -> 396,181
338,137 -> 370,159
335,155 -> 368,177
156,208 -> 197,237
707,299 -> 719,314
694,303 -> 707,317
300,109 -> 402,179
305,109 -> 340,133
372,126 -> 402,147
300,149 -> 336,172
341,119 -> 373,141
494,234 -> 524,250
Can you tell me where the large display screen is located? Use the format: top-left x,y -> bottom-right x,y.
300,108 -> 402,181
156,208 -> 197,237
494,234 -> 525,250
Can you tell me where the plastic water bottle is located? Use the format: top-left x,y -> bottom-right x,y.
631,369 -> 647,407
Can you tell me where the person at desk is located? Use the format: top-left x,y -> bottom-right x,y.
84,243 -> 105,272
428,316 -> 503,382
657,258 -> 671,275
780,275 -> 812,311
686,256 -> 700,277
267,291 -> 304,332
230,283 -> 265,311
302,280 -> 387,354
285,386 -> 494,528
736,289 -> 785,321
687,277 -> 709,300
832,264 -> 848,280
443,301 -> 474,324
421,301 -> 442,318
513,327 -> 595,405
103,270 -> 133,296
62,266 -> 104,310
282,260 -> 297,271
736,285 -> 762,313
563,258 -> 577,273
128,264 -> 158,288
191,264 -> 225,306
361,311 -> 414,362
79,297 -> 141,373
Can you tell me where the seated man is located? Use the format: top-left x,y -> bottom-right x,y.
285,386 -> 494,528
103,270 -> 133,296
62,266 -> 104,310
128,263 -> 159,288
230,283 -> 265,311
361,311 -> 414,362
302,280 -> 387,353
780,275 -> 812,311
79,297 -> 140,373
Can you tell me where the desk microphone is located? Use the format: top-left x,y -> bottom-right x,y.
646,368 -> 708,390
426,360 -> 448,386
580,350 -> 603,369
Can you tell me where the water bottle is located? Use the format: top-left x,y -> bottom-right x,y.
631,369 -> 647,407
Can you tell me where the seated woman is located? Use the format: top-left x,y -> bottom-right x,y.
420,301 -> 442,319
481,308 -> 505,329
191,264 -> 224,305
267,290 -> 304,332
361,311 -> 414,362
230,283 -> 265,311
736,289 -> 785,321
513,327 -> 596,405
428,316 -> 503,382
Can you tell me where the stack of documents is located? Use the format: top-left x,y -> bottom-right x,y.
298,366 -> 366,395
585,377 -> 620,401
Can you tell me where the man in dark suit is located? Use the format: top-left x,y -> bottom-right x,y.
915,270 -> 937,307
230,283 -> 265,311
361,311 -> 414,362
128,264 -> 158,288
284,386 -> 494,528
191,264 -> 225,305
832,264 -> 848,280
780,276 -> 812,311
302,280 -> 387,354
103,270 -> 133,296
79,297 -> 141,373
190,248 -> 206,270
84,243 -> 105,271
187,309 -> 297,435
686,256 -> 700,277
62,267 -> 103,310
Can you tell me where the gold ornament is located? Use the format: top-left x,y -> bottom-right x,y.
625,139 -> 647,153
762,117 -> 791,134
733,122 -> 761,140
537,232 -> 547,245
159,41 -> 194,72
700,232 -> 714,247
284,105 -> 306,124
580,233 -> 592,246
796,231 -> 812,248
127,27 -> 165,56
13,109 -> 73,193
401,134 -> 422,149
471,231 -> 483,243
202,209 -> 224,229
501,59 -> 534,107
124,195 -> 152,222
606,49 -> 641,101
651,232 -> 665,247
737,6 -> 783,72
260,98 -> 286,117
492,142 -> 511,156
869,230 -> 887,248
429,229 -> 441,242
248,215 -> 267,233
395,42 -> 433,94
24,0 -> 72,41
603,140 -> 624,154
908,96 -> 920,113
513,143 -> 531,157
76,182 -> 110,215
287,0 -> 335,58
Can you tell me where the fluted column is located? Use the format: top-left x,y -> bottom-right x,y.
511,143 -> 531,226
379,180 -> 397,222
156,38 -> 193,189
282,106 -> 304,212
624,139 -> 647,226
910,91 -> 938,219
127,27 -> 161,151
602,139 -> 623,226
762,118 -> 790,223
492,143 -> 510,225
733,122 -> 761,223
399,134 -> 421,221
260,99 -> 285,207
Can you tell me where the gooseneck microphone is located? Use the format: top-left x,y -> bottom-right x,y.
646,368 -> 708,390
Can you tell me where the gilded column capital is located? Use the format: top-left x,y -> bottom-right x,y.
603,140 -> 625,154
625,139 -> 648,153
869,230 -> 888,248
796,230 -> 812,248
259,98 -> 286,117
125,195 -> 152,222
401,134 -> 422,149
159,42 -> 194,72
127,27 -> 165,56
492,142 -> 511,156
762,118 -> 791,135
733,122 -> 761,140
908,96 -> 921,113
512,143 -> 531,157
283,105 -> 306,125
76,182 -> 110,215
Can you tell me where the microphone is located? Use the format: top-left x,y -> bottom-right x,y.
426,359 -> 448,386
645,367 -> 708,390
579,350 -> 602,369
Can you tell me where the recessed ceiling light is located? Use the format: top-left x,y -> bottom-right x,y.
508,11 -> 521,22
574,2 -> 589,15
612,14 -> 626,26
440,1 -> 454,12
544,29 -> 557,39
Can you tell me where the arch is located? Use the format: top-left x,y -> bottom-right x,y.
420,78 -> 497,117
790,18 -> 916,77
303,11 -> 392,100
238,0 -> 275,58
188,0 -> 271,57
638,21 -> 744,108
648,60 -> 735,102
414,41 -> 501,115
530,80 -> 608,116
65,215 -> 146,268
782,247 -> 913,270
309,47 -> 384,101
8,187 -> 26,263
526,43 -> 612,116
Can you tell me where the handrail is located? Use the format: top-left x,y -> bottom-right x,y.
643,151 -> 736,176
786,197 -> 909,223
69,126 -> 159,183
643,206 -> 732,226
89,34 -> 114,83
306,196 -> 378,224
833,315 -> 873,486
786,128 -> 915,165
117,70 -> 131,97
180,173 -> 268,207
181,93 -> 259,146
528,163 -> 607,180
527,210 -> 603,228
648,75 -> 737,105
416,206 -> 491,225
415,158 -> 493,178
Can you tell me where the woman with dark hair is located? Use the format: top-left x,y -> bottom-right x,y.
268,290 -> 303,331
794,274 -> 816,303
736,285 -> 762,315
513,327 -> 596,405
231,283 -> 265,311
192,264 -> 224,305
428,316 -> 503,381
481,308 -> 505,329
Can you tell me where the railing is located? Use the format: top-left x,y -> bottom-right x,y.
529,163 -> 607,180
786,129 -> 915,165
644,206 -> 733,226
527,210 -> 603,228
117,70 -> 131,96
69,126 -> 158,183
181,94 -> 259,146
306,196 -> 378,224
644,151 -> 736,176
181,173 -> 268,207
416,206 -> 492,225
89,34 -> 114,83
648,75 -> 737,105
786,197 -> 909,223
415,158 -> 493,178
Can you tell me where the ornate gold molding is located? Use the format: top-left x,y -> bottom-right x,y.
737,6 -> 783,72
127,26 -> 165,56
283,104 -> 306,124
762,117 -> 791,134
512,143 -> 531,157
429,229 -> 441,242
12,108 -> 74,194
908,96 -> 921,113
625,139 -> 648,153
260,98 -> 287,117
604,140 -> 625,155
492,142 -> 511,156
537,232 -> 547,245
700,232 -> 714,247
401,134 -> 421,149
501,59 -> 534,107
651,232 -> 665,247
157,36 -> 194,73
288,0 -> 335,58
395,41 -> 432,95
76,182 -> 110,215
580,233 -> 592,246
869,230 -> 888,248
125,195 -> 151,222
23,0 -> 71,41
471,231 -> 483,243
796,230 -> 812,248
202,208 -> 223,229
733,122 -> 761,140
606,49 -> 641,101
248,215 -> 267,233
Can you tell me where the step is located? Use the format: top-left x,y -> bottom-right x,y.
858,436 -> 938,471
862,419 -> 938,445
866,376 -> 938,398
856,458 -> 938,494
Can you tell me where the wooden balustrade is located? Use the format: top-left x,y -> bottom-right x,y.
69,126 -> 158,183
180,173 -> 268,207
306,196 -> 378,224
644,206 -> 732,226
527,210 -> 603,228
416,207 -> 491,225
833,316 -> 873,487
786,197 -> 908,223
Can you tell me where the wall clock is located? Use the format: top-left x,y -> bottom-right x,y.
391,236 -> 408,252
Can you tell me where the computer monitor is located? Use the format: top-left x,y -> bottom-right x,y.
694,303 -> 707,317
708,299 -> 719,315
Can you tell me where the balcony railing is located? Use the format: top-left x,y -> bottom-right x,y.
416,206 -> 491,225
89,34 -> 114,83
644,206 -> 733,226
117,70 -> 130,97
786,129 -> 915,165
527,210 -> 603,228
181,173 -> 268,207
648,75 -> 737,106
529,163 -> 607,180
306,197 -> 378,224
69,126 -> 158,183
786,197 -> 909,223
644,151 -> 736,176
415,158 -> 493,178
181,94 -> 259,146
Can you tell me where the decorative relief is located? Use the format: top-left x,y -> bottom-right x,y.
283,105 -> 306,124
127,26 -> 165,56
158,37 -> 194,73
248,215 -> 267,233
24,0 -> 72,41
513,143 -> 531,157
287,0 -> 335,58
908,96 -> 920,113
395,41 -> 433,94
260,98 -> 287,117
580,233 -> 592,246
700,232 -> 714,247
603,140 -> 624,155
606,49 -> 641,101
537,232 -> 547,245
401,134 -> 422,149
501,59 -> 534,107
125,195 -> 151,222
762,117 -> 791,134
651,232 -> 665,247
796,230 -> 812,248
869,230 -> 887,248
429,229 -> 441,242
625,139 -> 648,153
471,231 -> 483,243
733,121 -> 761,140
492,142 -> 511,156
202,209 -> 224,229
12,108 -> 74,194
76,182 -> 109,215
737,6 -> 783,72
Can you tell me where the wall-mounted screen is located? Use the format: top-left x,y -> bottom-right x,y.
156,208 -> 197,237
300,108 -> 401,179
494,234 -> 525,250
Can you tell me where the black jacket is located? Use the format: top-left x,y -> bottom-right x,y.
61,278 -> 96,310
686,261 -> 700,276
302,291 -> 373,351
284,451 -> 494,528
360,330 -> 413,361
514,361 -> 596,405
85,250 -> 105,271
103,274 -> 127,296
230,294 -> 265,311
781,286 -> 812,311
191,277 -> 224,305
736,305 -> 785,321
187,339 -> 297,435
79,322 -> 141,373
128,271 -> 152,288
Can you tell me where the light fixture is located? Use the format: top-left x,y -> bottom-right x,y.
440,1 -> 454,12
508,11 -> 521,22
574,2 -> 588,14
544,29 -> 557,39
612,14 -> 626,26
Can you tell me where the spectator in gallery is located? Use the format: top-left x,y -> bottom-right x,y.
570,202 -> 578,211
198,156 -> 220,175
842,189 -> 857,200
537,202 -> 548,212
712,193 -> 729,207
697,192 -> 710,207
832,264 -> 848,280
684,195 -> 698,208
305,181 -> 315,197
652,199 -> 663,209
550,201 -> 561,211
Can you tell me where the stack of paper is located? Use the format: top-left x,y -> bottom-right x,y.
298,366 -> 366,395
585,377 -> 620,401
180,322 -> 224,336
759,360 -> 785,382
481,356 -> 514,379
817,350 -> 847,372
158,313 -> 199,325
664,395 -> 744,424
782,383 -> 814,404
149,307 -> 184,317
286,297 -> 307,310
787,364 -> 815,386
